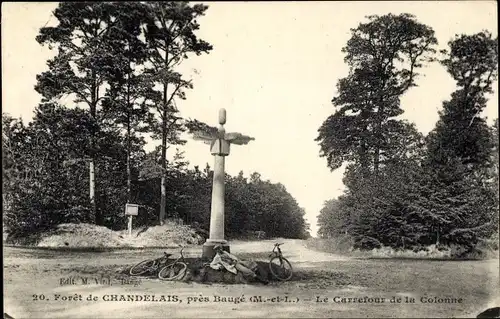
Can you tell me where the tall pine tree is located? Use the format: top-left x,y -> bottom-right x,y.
35,3 -> 136,223
142,2 -> 213,224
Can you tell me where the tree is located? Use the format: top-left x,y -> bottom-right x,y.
3,101 -> 145,235
427,32 -> 498,171
34,2 -> 132,223
2,114 -> 29,214
142,2 -> 213,224
492,118 -> 499,196
316,13 -> 437,175
3,103 -> 95,236
423,31 -> 498,250
101,2 -> 150,203
317,199 -> 346,238
337,156 -> 428,250
227,173 -> 309,239
492,118 -> 499,240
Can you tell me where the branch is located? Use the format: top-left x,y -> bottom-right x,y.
468,109 -> 482,128
167,49 -> 186,68
154,102 -> 164,120
165,80 -> 190,108
95,95 -> 109,104
71,86 -> 92,107
168,116 -> 180,127
448,222 -> 493,235
96,18 -> 118,38
169,20 -> 191,47
480,69 -> 495,92
147,54 -> 162,71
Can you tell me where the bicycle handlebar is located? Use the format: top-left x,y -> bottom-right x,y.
164,248 -> 183,258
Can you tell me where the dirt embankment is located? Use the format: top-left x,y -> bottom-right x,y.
4,221 -> 205,248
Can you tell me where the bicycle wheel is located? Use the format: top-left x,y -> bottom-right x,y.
269,256 -> 293,281
158,262 -> 187,281
130,259 -> 156,276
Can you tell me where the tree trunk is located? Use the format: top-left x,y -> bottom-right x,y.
360,140 -> 370,178
126,70 -> 132,203
89,72 -> 98,224
359,112 -> 371,178
374,106 -> 384,175
374,70 -> 387,176
159,43 -> 169,225
436,227 -> 440,246
89,159 -> 96,222
159,83 -> 168,225
126,118 -> 132,204
159,121 -> 167,225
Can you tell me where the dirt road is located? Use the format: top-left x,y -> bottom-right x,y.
4,239 -> 499,318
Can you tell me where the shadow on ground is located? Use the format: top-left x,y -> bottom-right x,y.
103,257 -> 352,288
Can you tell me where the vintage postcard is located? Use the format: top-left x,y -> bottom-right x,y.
2,1 -> 499,318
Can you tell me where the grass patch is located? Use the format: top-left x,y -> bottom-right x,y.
306,237 -> 499,260
305,236 -> 354,255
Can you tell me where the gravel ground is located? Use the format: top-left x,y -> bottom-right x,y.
3,239 -> 499,318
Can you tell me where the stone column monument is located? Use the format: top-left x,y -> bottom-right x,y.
191,108 -> 254,259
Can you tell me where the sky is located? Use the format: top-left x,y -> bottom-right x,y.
2,1 -> 498,237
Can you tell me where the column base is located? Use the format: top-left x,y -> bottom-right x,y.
202,239 -> 230,260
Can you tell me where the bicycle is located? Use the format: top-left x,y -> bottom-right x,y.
129,249 -> 187,281
158,248 -> 188,281
268,243 -> 293,281
129,251 -> 172,276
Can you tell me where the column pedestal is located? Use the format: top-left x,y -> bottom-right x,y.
202,240 -> 230,260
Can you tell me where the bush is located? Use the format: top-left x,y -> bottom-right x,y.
353,244 -> 452,259
306,238 -> 498,260
354,236 -> 383,250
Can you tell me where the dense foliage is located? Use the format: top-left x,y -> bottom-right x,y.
317,15 -> 498,255
316,13 -> 437,175
3,2 -> 309,240
33,2 -> 213,225
2,107 -> 309,239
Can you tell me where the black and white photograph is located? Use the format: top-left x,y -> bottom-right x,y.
2,1 -> 499,318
